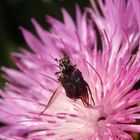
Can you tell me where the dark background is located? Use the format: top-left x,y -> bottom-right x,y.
0,0 -> 90,87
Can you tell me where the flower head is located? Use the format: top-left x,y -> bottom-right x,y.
0,0 -> 140,140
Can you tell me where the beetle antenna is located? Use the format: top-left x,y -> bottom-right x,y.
87,85 -> 95,105
49,55 -> 59,63
86,61 -> 104,98
59,38 -> 70,56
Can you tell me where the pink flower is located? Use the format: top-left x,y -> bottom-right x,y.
0,0 -> 140,139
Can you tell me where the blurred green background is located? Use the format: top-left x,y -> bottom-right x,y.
0,0 -> 90,87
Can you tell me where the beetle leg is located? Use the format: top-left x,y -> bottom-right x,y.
80,90 -> 90,106
55,71 -> 61,75
39,85 -> 61,116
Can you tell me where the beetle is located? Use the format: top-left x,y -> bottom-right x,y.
40,54 -> 94,115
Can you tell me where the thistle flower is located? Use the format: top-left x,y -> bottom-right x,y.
0,0 -> 140,140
